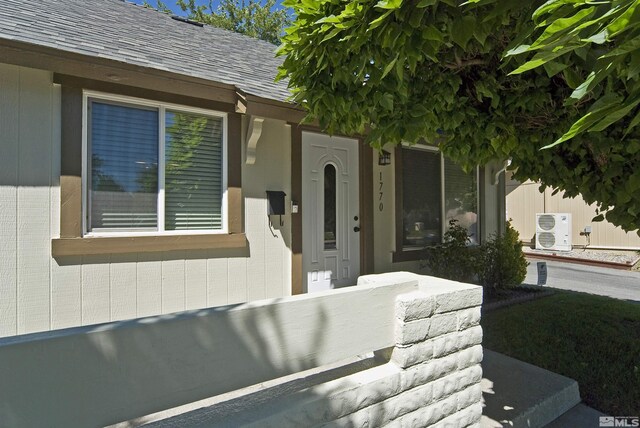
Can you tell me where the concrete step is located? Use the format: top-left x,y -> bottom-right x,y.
481,349 -> 581,428
544,403 -> 606,428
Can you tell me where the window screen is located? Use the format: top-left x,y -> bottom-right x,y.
402,148 -> 441,248
444,158 -> 478,243
89,101 -> 159,231
86,96 -> 226,234
164,111 -> 224,230
400,147 -> 479,248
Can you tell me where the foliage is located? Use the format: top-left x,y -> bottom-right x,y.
509,0 -> 640,147
422,219 -> 480,283
277,0 -> 640,233
483,292 -> 640,414
422,220 -> 527,290
477,222 -> 528,292
145,0 -> 291,44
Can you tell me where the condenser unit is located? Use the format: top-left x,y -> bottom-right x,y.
536,213 -> 572,251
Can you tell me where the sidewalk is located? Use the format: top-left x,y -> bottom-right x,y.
481,349 -> 606,428
524,258 -> 640,303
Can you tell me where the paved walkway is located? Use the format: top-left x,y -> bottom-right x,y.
524,258 -> 640,303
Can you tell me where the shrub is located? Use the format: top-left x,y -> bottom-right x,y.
421,221 -> 528,291
421,220 -> 480,284
478,222 -> 528,292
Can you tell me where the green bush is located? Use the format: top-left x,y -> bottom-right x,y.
421,220 -> 480,284
422,221 -> 528,291
478,223 -> 528,292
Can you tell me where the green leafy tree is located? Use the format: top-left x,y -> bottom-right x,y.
509,0 -> 640,147
277,0 -> 640,233
145,0 -> 291,44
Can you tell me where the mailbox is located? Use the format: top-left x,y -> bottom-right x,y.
266,190 -> 286,226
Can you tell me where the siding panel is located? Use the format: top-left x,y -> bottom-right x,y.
0,64 -> 19,337
81,255 -> 111,325
16,67 -> 52,334
0,64 -> 293,337
507,175 -> 640,249
207,257 -> 228,306
227,258 -> 248,304
136,253 -> 162,317
110,254 -> 137,321
246,198 -> 266,301
51,257 -> 82,329
161,253 -> 185,313
185,251 -> 207,310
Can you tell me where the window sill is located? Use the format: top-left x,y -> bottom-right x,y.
52,233 -> 247,257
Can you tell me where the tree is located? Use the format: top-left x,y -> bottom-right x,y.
145,0 -> 291,45
277,0 -> 640,233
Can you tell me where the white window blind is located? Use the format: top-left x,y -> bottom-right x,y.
401,147 -> 479,248
401,148 -> 441,247
164,111 -> 224,230
444,158 -> 479,244
86,94 -> 226,235
89,101 -> 159,231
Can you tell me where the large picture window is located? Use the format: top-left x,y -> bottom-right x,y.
85,93 -> 227,235
399,146 -> 478,252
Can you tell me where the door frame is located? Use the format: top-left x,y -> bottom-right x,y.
290,125 -> 373,295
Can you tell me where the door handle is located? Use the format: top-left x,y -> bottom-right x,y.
353,226 -> 360,232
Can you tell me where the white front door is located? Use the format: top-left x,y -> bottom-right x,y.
302,132 -> 360,293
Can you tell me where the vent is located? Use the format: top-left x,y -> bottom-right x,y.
537,232 -> 556,248
171,15 -> 204,27
535,213 -> 572,251
537,214 -> 555,231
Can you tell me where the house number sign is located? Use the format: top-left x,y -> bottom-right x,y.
379,171 -> 384,212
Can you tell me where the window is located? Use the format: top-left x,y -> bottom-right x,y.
84,92 -> 227,235
398,146 -> 479,253
324,163 -> 337,250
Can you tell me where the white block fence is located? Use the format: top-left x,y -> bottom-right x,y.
0,272 -> 483,427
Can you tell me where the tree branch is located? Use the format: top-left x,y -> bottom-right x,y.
443,59 -> 488,70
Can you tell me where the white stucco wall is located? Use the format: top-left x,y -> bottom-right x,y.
0,64 -> 292,337
0,272 -> 483,428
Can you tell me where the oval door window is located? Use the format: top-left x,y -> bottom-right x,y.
324,163 -> 337,250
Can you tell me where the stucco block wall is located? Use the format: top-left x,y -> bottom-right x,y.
506,174 -> 640,250
0,63 -> 292,337
0,272 -> 481,427
232,274 -> 484,427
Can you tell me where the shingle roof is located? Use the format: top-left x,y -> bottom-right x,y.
0,0 -> 292,103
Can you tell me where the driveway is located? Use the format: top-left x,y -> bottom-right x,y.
524,258 -> 640,303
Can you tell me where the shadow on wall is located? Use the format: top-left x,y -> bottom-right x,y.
0,298 -> 331,427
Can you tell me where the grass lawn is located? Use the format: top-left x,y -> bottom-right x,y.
481,291 -> 640,415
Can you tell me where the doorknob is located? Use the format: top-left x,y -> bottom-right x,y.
353,226 -> 360,232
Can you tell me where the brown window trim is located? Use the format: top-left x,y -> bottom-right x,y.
52,234 -> 247,257
54,83 -> 245,257
391,145 -> 481,264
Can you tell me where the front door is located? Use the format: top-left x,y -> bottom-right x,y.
302,132 -> 360,293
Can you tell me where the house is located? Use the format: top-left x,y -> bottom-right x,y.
506,174 -> 640,251
0,0 -> 506,338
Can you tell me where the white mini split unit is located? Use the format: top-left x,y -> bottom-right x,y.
536,213 -> 572,251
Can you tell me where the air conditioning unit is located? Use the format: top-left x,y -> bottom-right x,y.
536,213 -> 572,251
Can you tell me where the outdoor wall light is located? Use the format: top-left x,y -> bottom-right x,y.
378,150 -> 391,166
